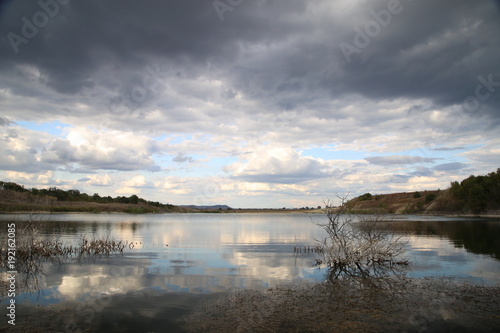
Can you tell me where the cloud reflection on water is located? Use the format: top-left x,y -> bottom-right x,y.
2,213 -> 500,308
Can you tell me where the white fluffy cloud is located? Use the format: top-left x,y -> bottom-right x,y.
42,127 -> 162,171
81,174 -> 113,186
122,175 -> 148,187
227,146 -> 333,184
0,124 -> 164,173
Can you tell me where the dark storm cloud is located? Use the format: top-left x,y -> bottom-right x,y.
331,0 -> 500,104
0,0 -> 499,124
222,0 -> 500,119
0,0 -> 305,94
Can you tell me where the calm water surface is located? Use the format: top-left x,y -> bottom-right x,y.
1,213 -> 499,331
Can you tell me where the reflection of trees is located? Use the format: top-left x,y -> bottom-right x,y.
447,221 -> 500,259
315,197 -> 409,283
377,220 -> 500,260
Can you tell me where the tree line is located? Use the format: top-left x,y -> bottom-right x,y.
0,181 -> 174,209
449,168 -> 500,214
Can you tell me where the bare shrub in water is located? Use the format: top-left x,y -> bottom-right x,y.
316,196 -> 408,281
0,213 -> 127,294
76,233 -> 126,260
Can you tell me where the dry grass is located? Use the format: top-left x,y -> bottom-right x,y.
0,216 -> 127,295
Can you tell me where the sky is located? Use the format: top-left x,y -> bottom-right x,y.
0,0 -> 499,208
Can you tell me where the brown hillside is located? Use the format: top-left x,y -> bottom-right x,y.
345,190 -> 442,214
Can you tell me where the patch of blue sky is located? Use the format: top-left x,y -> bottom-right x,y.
301,146 -> 367,161
165,133 -> 194,144
150,134 -> 168,141
206,156 -> 237,171
16,120 -> 69,136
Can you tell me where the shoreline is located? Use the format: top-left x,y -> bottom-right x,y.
185,277 -> 500,333
3,277 -> 499,333
1,209 -> 500,219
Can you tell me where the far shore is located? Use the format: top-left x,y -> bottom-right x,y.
1,208 -> 500,219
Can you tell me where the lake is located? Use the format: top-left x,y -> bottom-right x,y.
1,213 -> 500,332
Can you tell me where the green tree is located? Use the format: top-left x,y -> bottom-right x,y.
129,194 -> 139,204
358,193 -> 372,201
425,193 -> 436,203
449,169 -> 500,214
